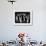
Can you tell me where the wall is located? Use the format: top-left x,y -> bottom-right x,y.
0,0 -> 46,42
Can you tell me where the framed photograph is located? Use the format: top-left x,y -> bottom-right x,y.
14,10 -> 33,26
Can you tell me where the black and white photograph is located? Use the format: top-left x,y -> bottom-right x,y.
15,12 -> 30,23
